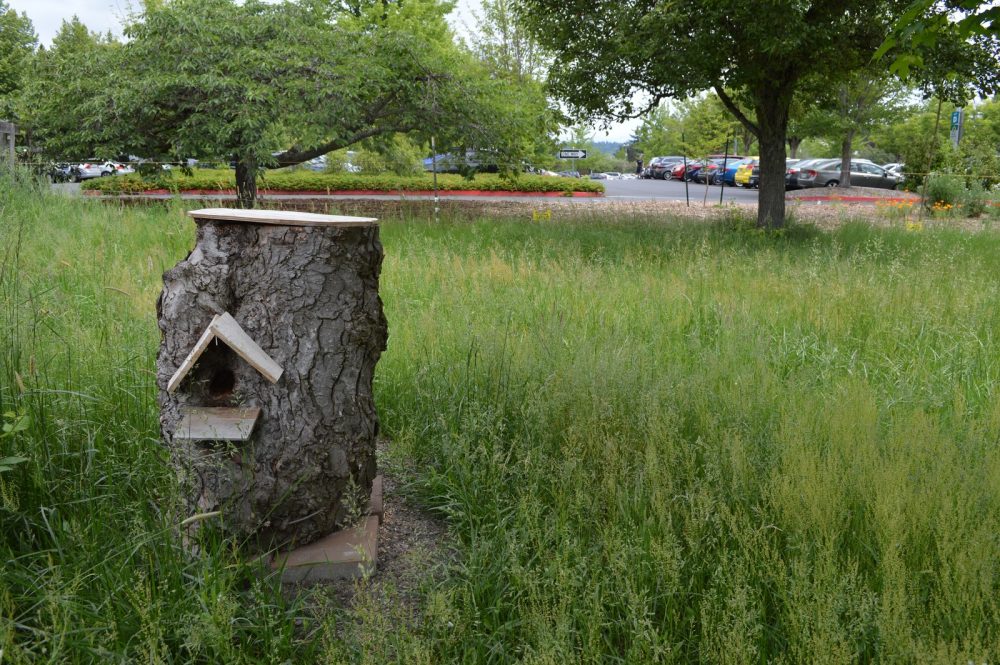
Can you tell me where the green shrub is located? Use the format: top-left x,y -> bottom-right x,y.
82,169 -> 605,195
963,178 -> 987,217
924,173 -> 966,207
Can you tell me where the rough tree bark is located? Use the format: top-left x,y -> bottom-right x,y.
717,85 -> 790,229
839,129 -> 855,188
157,215 -> 388,552
754,90 -> 791,229
235,157 -> 258,209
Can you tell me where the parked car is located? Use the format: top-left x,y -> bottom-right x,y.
785,158 -> 825,190
604,171 -> 622,180
684,162 -> 706,182
589,172 -> 608,180
643,156 -> 665,179
670,161 -> 700,181
106,161 -> 136,176
70,160 -> 115,181
797,159 -> 903,189
882,162 -> 905,175
734,158 -> 759,187
47,163 -> 75,182
690,159 -> 725,184
713,158 -> 753,186
649,156 -> 685,179
558,170 -> 581,178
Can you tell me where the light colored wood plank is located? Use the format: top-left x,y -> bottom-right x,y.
188,208 -> 377,227
175,406 -> 261,441
209,312 -> 283,383
166,314 -> 221,393
166,312 -> 283,393
272,515 -> 378,582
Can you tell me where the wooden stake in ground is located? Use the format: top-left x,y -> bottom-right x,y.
156,209 -> 388,552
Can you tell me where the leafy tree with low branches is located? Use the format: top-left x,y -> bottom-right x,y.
24,0 -> 542,208
515,0 -> 954,228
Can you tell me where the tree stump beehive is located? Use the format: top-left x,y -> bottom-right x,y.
157,208 -> 388,551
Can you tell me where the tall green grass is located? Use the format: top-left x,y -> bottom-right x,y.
3,176 -> 1000,661
0,179 -> 325,663
375,216 -> 1000,662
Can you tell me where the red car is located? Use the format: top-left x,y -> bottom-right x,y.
670,161 -> 702,180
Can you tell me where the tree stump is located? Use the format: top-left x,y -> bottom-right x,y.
156,209 -> 388,551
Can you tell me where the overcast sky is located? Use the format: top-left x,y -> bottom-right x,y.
9,0 -> 637,142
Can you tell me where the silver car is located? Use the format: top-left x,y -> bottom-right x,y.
797,159 -> 902,189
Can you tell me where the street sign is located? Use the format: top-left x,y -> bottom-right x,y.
558,148 -> 587,159
950,108 -> 964,147
950,110 -> 961,130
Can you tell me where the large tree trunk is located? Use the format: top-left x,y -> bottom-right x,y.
235,157 -> 258,209
718,84 -> 790,228
156,214 -> 388,552
755,95 -> 790,229
839,129 -> 855,188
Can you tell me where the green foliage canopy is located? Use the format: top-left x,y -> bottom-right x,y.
0,2 -> 36,121
23,0 -> 547,207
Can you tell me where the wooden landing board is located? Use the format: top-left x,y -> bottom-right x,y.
166,312 -> 283,393
175,406 -> 261,441
188,208 -> 378,227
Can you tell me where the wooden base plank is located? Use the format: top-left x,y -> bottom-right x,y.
174,406 -> 261,441
272,516 -> 378,582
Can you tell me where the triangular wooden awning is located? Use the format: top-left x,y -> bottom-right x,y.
166,312 -> 283,393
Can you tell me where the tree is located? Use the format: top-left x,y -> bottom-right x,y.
634,94 -> 752,161
0,2 -> 36,121
800,70 -> 908,187
20,19 -> 118,158
25,0 -> 538,208
516,0 -> 925,228
633,104 -> 685,158
467,0 -> 561,169
467,0 -> 548,82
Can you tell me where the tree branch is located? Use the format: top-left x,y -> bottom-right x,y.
714,86 -> 760,138
274,125 -> 416,167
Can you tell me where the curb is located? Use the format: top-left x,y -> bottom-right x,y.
83,188 -> 604,198
789,195 -> 919,204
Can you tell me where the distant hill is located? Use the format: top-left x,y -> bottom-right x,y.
593,141 -> 623,155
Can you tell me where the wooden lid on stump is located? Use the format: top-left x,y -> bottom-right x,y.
188,208 -> 378,227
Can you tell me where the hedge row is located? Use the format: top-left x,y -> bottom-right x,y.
81,169 -> 605,194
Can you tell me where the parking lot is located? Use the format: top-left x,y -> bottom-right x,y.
601,177 -> 759,203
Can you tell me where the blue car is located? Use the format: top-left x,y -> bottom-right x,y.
713,158 -> 753,186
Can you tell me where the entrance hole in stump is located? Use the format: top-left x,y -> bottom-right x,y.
188,343 -> 240,406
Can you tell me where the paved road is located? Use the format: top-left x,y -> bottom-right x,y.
55,178 -> 760,203
601,177 -> 758,203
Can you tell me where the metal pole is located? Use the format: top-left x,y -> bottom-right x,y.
0,122 -> 14,168
431,135 -> 439,223
682,133 -> 689,207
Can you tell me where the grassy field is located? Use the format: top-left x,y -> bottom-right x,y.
3,175 -> 1000,662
